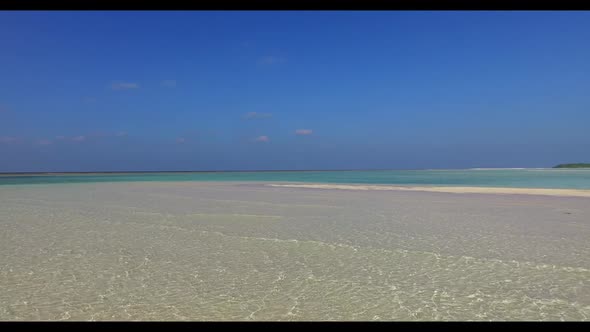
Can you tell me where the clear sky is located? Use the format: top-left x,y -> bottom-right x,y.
1,11 -> 589,172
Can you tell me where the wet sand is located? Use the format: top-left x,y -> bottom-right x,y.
0,181 -> 589,320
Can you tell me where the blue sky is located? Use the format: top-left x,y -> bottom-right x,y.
1,11 -> 589,171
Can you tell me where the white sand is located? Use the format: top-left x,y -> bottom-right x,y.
266,183 -> 590,197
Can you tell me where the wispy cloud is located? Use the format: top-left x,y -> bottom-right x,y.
254,135 -> 269,142
258,56 -> 286,65
161,80 -> 177,88
52,132 -> 126,142
111,82 -> 139,90
176,137 -> 186,144
37,139 -> 53,146
244,112 -> 272,119
295,129 -> 313,136
0,136 -> 18,144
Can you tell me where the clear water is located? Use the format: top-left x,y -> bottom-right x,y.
2,169 -> 590,189
1,182 -> 589,320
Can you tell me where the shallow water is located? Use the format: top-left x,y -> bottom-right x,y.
2,169 -> 590,189
1,182 -> 589,320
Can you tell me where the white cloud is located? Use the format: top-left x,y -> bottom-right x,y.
54,132 -> 126,142
111,82 -> 139,90
161,80 -> 177,88
295,129 -> 313,135
244,112 -> 272,119
254,135 -> 269,142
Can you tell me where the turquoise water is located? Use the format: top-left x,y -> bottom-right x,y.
2,169 -> 590,189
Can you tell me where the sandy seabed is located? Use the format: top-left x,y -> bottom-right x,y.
0,181 -> 589,321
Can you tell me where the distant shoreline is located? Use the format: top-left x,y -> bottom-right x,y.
553,163 -> 590,169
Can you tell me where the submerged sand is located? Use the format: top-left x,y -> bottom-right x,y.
0,181 -> 589,321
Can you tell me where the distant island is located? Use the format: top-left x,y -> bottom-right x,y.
554,163 -> 590,168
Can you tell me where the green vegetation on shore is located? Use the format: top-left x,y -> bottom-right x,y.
554,163 -> 590,168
